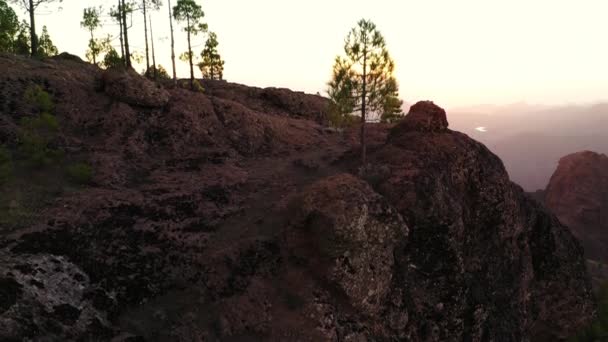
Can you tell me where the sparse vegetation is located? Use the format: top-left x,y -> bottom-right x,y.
66,162 -> 93,185
0,84 -> 93,232
570,282 -> 608,341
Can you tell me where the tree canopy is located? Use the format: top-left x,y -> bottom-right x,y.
198,32 -> 224,80
9,0 -> 63,56
173,0 -> 207,89
0,0 -> 19,52
80,7 -> 102,65
37,25 -> 57,57
328,19 -> 403,164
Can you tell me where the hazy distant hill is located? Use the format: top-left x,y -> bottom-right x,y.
447,102 -> 608,190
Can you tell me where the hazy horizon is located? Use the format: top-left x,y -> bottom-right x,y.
7,0 -> 608,108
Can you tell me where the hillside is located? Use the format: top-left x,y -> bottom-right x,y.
0,54 -> 595,341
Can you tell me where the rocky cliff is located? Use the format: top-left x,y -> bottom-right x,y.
545,151 -> 608,286
0,54 -> 595,341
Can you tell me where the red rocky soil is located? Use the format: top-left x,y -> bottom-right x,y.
0,53 -> 596,341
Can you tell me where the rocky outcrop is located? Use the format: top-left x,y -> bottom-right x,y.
545,151 -> 608,285
389,100 -> 449,135
0,57 -> 596,341
201,79 -> 330,123
102,68 -> 170,108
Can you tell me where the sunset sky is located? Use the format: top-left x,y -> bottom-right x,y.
8,0 -> 608,108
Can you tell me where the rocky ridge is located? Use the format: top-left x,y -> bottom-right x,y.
0,53 -> 596,341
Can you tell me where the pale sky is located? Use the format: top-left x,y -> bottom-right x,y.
8,0 -> 608,108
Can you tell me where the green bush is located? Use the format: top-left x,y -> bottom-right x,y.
24,84 -> 54,113
0,146 -> 13,184
19,85 -> 62,167
19,113 -> 61,167
66,162 -> 93,185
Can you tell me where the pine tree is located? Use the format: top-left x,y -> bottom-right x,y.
198,32 -> 224,80
0,0 -> 19,52
141,0 -> 162,74
328,19 -> 402,165
173,0 -> 207,89
13,20 -> 30,55
37,25 -> 57,57
9,0 -> 62,57
80,7 -> 102,65
167,0 -> 177,84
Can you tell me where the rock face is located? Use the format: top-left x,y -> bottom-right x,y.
0,55 -> 596,341
545,151 -> 608,285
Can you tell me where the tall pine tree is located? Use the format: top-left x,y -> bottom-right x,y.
173,0 -> 207,89
9,0 -> 62,57
198,32 -> 224,80
328,19 -> 402,165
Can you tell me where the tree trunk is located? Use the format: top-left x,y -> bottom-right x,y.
168,0 -> 177,85
187,16 -> 194,90
149,14 -> 157,80
90,31 -> 96,65
143,0 -> 150,73
28,0 -> 37,57
121,0 -> 131,68
118,0 -> 124,60
360,50 -> 367,166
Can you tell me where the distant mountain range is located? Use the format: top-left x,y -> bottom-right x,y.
443,102 -> 608,190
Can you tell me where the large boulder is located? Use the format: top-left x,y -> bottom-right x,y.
390,100 -> 449,136
286,174 -> 408,317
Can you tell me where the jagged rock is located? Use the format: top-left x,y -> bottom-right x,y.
102,69 -> 169,108
363,105 -> 595,340
390,100 -> 449,135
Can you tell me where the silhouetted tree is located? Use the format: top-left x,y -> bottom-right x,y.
13,20 -> 30,54
110,1 -> 124,61
9,0 -> 62,57
167,0 -> 177,84
120,0 -> 133,67
0,0 -> 19,52
80,7 -> 102,65
149,13 -> 157,78
140,0 -> 162,73
37,25 -> 56,57
198,31 -> 224,80
328,19 -> 402,165
173,0 -> 207,89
